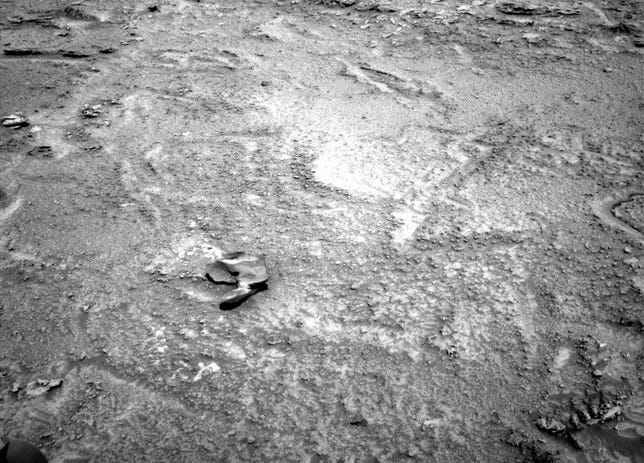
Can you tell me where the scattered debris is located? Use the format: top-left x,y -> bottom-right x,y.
26,146 -> 53,157
0,436 -> 48,463
205,251 -> 268,309
1,113 -> 29,129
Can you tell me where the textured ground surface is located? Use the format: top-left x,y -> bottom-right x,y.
0,0 -> 643,461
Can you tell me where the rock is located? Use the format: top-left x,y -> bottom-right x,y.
323,0 -> 356,6
205,251 -> 269,309
376,3 -> 398,12
192,362 -> 220,382
219,286 -> 257,310
217,252 -> 269,288
147,5 -> 159,12
60,50 -> 91,58
205,260 -> 237,285
0,437 -> 48,463
504,430 -> 560,463
1,113 -> 29,129
568,431 -> 588,450
349,412 -> 368,426
26,146 -> 53,158
496,1 -> 545,15
535,417 -> 567,434
179,328 -> 199,339
24,379 -> 63,397
496,1 -> 579,15
523,33 -> 542,44
80,104 -> 103,118
600,406 -> 621,422
3,49 -> 42,56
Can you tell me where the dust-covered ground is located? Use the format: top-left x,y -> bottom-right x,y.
0,0 -> 643,461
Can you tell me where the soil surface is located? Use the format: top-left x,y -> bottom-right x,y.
1,0 -> 643,462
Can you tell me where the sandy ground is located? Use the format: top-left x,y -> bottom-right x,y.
0,0 -> 643,461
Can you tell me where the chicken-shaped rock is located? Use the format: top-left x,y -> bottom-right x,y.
205,251 -> 268,310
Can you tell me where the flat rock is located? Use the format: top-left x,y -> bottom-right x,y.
217,251 -> 269,288
205,260 -> 237,284
219,286 -> 258,310
1,113 -> 29,128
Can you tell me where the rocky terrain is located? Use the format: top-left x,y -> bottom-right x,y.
0,0 -> 642,461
